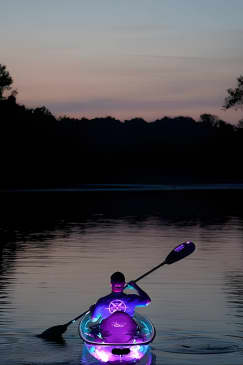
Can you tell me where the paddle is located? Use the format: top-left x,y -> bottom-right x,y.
38,241 -> 195,339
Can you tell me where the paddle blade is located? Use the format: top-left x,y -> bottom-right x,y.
37,324 -> 68,339
165,241 -> 195,265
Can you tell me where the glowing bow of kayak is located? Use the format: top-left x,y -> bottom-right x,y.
79,311 -> 156,363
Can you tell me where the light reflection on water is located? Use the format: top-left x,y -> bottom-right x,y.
1,191 -> 243,364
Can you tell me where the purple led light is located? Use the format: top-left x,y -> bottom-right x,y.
87,344 -> 148,363
100,312 -> 137,343
80,310 -> 155,363
174,244 -> 185,252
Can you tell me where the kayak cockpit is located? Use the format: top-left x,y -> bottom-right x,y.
79,311 -> 155,345
79,311 -> 155,363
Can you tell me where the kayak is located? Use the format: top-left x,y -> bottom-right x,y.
79,311 -> 155,363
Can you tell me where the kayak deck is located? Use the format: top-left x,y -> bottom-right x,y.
79,312 -> 155,363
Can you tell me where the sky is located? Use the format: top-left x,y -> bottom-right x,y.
1,0 -> 243,123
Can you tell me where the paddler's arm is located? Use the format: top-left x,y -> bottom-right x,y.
126,281 -> 151,306
89,303 -> 102,324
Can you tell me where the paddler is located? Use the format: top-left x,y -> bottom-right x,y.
90,271 -> 151,323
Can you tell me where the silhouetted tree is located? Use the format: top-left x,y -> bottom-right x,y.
223,75 -> 243,110
31,105 -> 55,121
199,113 -> 218,127
0,64 -> 14,99
237,119 -> 243,128
2,62 -> 243,187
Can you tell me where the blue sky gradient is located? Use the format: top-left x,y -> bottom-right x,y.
1,0 -> 243,122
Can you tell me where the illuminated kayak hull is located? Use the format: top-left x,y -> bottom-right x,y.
79,312 -> 155,363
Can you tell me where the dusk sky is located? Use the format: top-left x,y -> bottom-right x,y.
1,0 -> 243,123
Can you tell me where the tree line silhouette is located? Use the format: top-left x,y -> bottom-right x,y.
1,64 -> 243,188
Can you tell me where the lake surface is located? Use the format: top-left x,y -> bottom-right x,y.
1,189 -> 243,365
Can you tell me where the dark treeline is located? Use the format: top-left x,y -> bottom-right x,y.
1,95 -> 243,188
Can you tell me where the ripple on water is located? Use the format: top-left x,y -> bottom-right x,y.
0,334 -> 20,346
154,336 -> 239,354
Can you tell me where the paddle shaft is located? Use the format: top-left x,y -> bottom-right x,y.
66,310 -> 89,326
133,261 -> 166,284
131,241 -> 196,284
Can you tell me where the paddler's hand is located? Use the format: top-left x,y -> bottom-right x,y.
126,281 -> 137,290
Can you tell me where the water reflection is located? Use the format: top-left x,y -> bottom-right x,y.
2,191 -> 243,239
1,191 -> 243,364
223,221 -> 243,337
225,270 -> 243,336
0,243 -> 17,325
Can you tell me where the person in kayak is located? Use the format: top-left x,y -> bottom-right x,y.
90,271 -> 151,323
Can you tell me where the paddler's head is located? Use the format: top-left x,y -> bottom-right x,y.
110,272 -> 125,293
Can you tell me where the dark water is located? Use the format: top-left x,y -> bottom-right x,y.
1,189 -> 243,365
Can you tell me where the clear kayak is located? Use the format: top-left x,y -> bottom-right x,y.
79,311 -> 156,363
